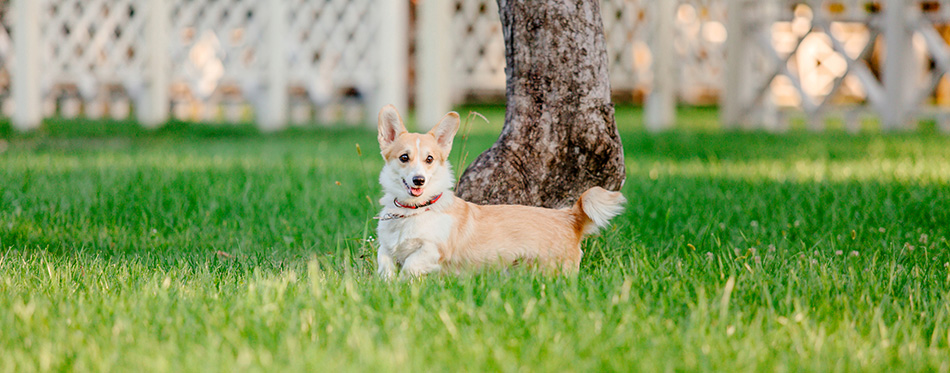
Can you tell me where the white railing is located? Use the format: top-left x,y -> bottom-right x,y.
2,0 -> 406,131
2,0 -> 950,132
434,0 -> 728,129
721,0 -> 950,132
434,0 -> 950,132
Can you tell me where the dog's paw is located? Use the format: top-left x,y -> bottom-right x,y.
398,270 -> 428,282
378,268 -> 396,281
377,260 -> 397,281
398,263 -> 440,281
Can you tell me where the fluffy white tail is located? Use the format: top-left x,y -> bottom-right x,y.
574,187 -> 626,235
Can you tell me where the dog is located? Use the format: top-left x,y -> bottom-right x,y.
374,105 -> 626,279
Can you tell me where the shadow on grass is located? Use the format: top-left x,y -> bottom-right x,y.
4,108 -> 948,164
2,108 -> 949,273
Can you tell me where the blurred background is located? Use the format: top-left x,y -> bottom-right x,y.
3,0 -> 950,133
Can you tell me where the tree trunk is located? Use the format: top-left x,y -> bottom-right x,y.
455,0 -> 626,208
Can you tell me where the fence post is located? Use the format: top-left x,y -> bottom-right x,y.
139,0 -> 170,128
416,0 -> 453,130
758,0 -> 779,131
883,0 -> 910,131
721,0 -> 746,129
373,0 -> 409,125
257,0 -> 288,131
12,0 -> 42,131
645,0 -> 676,131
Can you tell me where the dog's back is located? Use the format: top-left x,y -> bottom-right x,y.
438,187 -> 626,272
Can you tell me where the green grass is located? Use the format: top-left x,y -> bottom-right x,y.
2,106 -> 950,371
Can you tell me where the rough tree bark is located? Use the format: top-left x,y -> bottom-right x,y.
455,0 -> 626,208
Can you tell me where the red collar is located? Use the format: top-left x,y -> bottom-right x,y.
393,193 -> 443,209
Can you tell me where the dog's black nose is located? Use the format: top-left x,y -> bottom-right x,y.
412,176 -> 425,186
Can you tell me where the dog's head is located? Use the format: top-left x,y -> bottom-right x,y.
377,105 -> 460,202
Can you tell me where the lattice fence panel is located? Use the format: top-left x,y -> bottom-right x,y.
449,0 -> 728,104
601,0 -> 650,92
287,0 -> 378,102
1,0 -> 391,125
910,0 -> 950,115
767,1 -> 884,110
675,0 -> 728,103
168,0 -> 266,121
38,0 -> 146,118
723,0 -> 950,131
164,0 -> 384,123
451,0 -> 506,93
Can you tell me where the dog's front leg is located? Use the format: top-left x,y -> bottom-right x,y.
377,245 -> 397,280
399,242 -> 441,279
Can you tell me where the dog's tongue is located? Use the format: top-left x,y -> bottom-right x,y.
410,187 -> 424,197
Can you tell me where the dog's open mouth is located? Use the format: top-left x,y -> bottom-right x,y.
403,179 -> 424,197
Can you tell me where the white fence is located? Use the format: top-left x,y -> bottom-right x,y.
1,0 -> 406,131
723,0 -> 950,132
2,0 -> 950,132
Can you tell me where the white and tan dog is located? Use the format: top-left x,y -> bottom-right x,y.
375,105 -> 626,279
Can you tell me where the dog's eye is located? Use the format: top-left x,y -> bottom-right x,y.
399,154 -> 409,163
425,155 -> 434,164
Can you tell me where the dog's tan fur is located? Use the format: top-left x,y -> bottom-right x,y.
375,105 -> 625,279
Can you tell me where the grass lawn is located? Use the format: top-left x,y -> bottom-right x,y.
1,105 -> 950,371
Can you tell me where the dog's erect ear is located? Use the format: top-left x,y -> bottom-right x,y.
378,105 -> 407,149
428,112 -> 460,150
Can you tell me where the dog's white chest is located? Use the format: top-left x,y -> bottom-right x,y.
377,211 -> 454,263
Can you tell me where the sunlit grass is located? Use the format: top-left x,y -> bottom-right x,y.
1,109 -> 950,371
